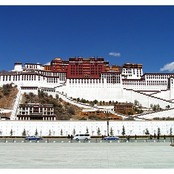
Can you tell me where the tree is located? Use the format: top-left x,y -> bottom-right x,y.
110,127 -> 114,136
60,129 -> 63,136
157,127 -> 161,136
68,106 -> 75,115
157,127 -> 160,140
86,127 -> 89,134
56,94 -> 59,99
35,129 -> 38,136
97,127 -> 101,136
134,100 -> 139,107
93,99 -> 98,104
122,126 -> 125,137
170,128 -> 173,143
156,104 -> 161,111
10,129 -> 13,136
166,105 -> 170,109
151,104 -> 162,112
77,98 -> 80,102
73,128 -> 76,135
3,84 -> 12,95
38,90 -> 45,98
49,130 -> 51,136
22,129 -> 26,136
170,127 -> 172,136
145,128 -> 150,135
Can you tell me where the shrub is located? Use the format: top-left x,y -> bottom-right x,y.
80,117 -> 87,120
3,84 -> 12,95
68,106 -> 75,115
89,114 -> 102,120
22,129 -> 26,136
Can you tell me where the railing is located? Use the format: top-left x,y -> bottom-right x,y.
0,137 -> 173,143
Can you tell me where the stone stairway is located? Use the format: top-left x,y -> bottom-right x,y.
10,87 -> 22,120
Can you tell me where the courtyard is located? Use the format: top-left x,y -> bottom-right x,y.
0,140 -> 173,169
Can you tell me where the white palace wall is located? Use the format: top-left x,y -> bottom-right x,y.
1,72 -> 174,107
139,109 -> 174,119
58,79 -> 125,102
63,85 -> 124,102
0,121 -> 173,136
151,90 -> 171,100
0,74 -> 60,88
56,79 -> 173,108
123,89 -> 173,109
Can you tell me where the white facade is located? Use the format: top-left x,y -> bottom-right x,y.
14,63 -> 22,71
24,63 -> 44,70
0,120 -> 173,136
1,61 -> 174,119
122,67 -> 143,79
1,69 -> 174,110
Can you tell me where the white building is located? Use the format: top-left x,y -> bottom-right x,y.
0,58 -> 174,122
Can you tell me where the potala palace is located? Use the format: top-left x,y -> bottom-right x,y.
0,56 -> 174,136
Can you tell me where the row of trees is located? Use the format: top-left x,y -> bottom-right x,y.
74,98 -> 170,112
150,104 -> 162,112
150,104 -> 171,112
135,100 -> 172,113
9,126 -> 172,137
72,97 -> 121,106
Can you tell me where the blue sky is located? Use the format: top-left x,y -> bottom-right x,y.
1,5 -> 174,73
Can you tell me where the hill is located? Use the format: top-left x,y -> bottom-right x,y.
0,84 -> 18,109
21,90 -> 82,120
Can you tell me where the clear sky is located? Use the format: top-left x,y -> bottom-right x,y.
1,5 -> 174,73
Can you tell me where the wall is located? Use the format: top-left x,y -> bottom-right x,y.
152,90 -> 170,100
138,108 -> 174,119
0,120 -> 173,136
60,80 -> 124,102
123,89 -> 173,109
0,74 -> 60,88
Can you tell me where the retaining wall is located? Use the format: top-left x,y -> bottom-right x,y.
0,120 -> 173,137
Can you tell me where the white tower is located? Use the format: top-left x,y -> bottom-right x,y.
14,63 -> 22,71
